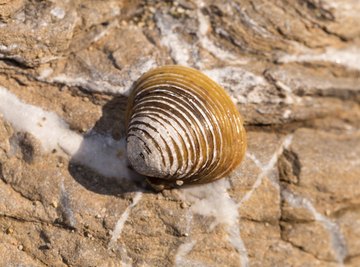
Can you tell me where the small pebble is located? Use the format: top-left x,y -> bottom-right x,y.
85,232 -> 93,238
180,202 -> 189,209
56,162 -> 64,168
177,7 -> 185,13
51,201 -> 58,208
18,245 -> 23,250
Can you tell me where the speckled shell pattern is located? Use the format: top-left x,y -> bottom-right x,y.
126,65 -> 246,187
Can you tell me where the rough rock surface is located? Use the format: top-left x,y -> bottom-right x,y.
0,0 -> 359,266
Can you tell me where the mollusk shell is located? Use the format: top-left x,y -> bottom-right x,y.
126,65 -> 246,188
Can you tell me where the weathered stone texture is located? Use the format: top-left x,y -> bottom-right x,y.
0,0 -> 359,266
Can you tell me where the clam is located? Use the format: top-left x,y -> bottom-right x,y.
126,65 -> 246,189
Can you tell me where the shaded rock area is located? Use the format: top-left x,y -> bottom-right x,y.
0,0 -> 359,266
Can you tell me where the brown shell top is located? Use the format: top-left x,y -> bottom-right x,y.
126,65 -> 246,189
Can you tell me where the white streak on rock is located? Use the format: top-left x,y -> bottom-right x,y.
181,179 -> 249,267
122,58 -> 158,96
283,109 -> 292,119
60,181 -> 76,228
109,192 -> 142,248
0,87 -> 138,180
204,66 -> 268,104
156,14 -> 191,66
245,152 -> 264,169
119,247 -> 133,267
227,225 -> 249,267
70,132 -> 138,179
175,210 -> 196,266
38,67 -> 54,80
184,180 -> 237,226
239,135 -> 293,207
0,44 -> 18,52
175,241 -> 209,267
52,58 -> 156,96
276,81 -> 302,105
247,133 -> 347,265
52,74 -> 125,94
92,21 -> 117,43
278,47 -> 360,71
51,7 -> 66,19
282,189 -> 347,265
196,1 -> 248,65
185,210 -> 193,236
231,2 -> 273,39
0,86 -> 79,153
156,1 -> 248,67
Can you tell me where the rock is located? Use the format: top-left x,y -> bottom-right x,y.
0,0 -> 24,21
0,0 -> 359,266
0,1 -> 77,67
10,132 -> 42,163
280,128 -> 360,263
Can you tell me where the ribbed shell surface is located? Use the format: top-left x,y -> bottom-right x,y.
126,65 -> 246,186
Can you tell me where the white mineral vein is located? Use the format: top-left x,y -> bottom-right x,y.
60,180 -> 76,228
181,179 -> 249,267
107,192 -> 142,267
0,86 -> 136,180
119,246 -> 133,267
108,192 -> 142,248
155,14 -> 192,66
156,0 -> 248,68
204,66 -> 269,104
52,58 -> 157,96
247,134 -> 347,266
281,189 -> 347,265
196,0 -> 248,65
0,86 -> 146,264
175,241 -> 209,267
278,47 -> 360,71
239,135 -> 293,207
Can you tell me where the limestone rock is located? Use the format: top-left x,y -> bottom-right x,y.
0,0 -> 359,266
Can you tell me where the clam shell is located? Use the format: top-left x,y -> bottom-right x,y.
126,65 -> 246,188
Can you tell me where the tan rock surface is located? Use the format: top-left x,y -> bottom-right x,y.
0,0 -> 359,266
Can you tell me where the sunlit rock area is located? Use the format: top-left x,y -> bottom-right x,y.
0,0 -> 359,266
